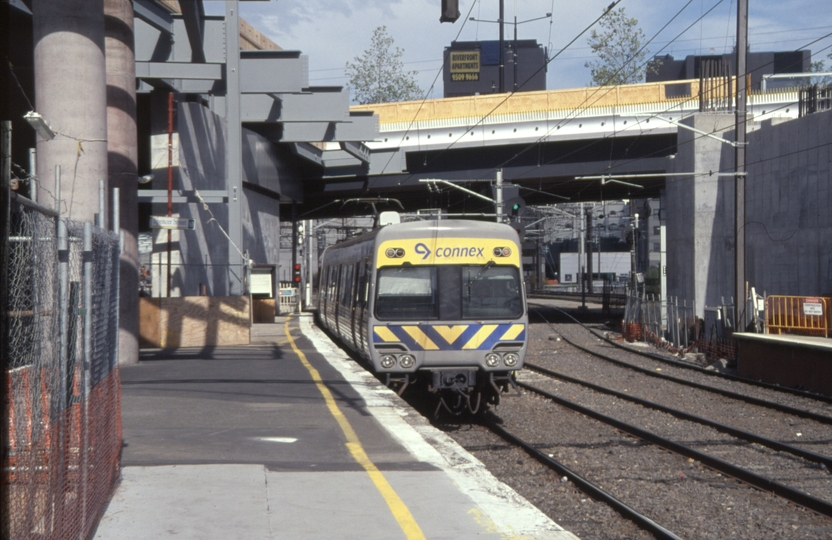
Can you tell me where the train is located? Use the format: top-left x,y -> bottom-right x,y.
317,213 -> 528,414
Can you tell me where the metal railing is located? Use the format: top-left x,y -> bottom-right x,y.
766,296 -> 830,338
622,292 -> 738,362
798,84 -> 832,117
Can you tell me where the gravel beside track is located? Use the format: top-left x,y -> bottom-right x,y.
433,303 -> 832,539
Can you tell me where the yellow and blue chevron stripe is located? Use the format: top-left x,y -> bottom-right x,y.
373,323 -> 525,351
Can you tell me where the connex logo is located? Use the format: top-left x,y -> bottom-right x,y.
414,243 -> 432,260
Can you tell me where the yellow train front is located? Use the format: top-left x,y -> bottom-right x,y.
318,218 -> 527,413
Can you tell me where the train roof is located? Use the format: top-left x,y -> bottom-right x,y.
375,219 -> 520,242
321,219 -> 522,260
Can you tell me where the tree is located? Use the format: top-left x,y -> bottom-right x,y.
585,7 -> 649,87
809,53 -> 832,86
345,26 -> 423,105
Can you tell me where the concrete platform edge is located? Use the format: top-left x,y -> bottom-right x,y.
299,314 -> 578,540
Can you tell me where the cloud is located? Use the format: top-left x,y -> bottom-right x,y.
205,0 -> 832,98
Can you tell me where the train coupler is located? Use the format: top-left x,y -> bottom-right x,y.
489,372 -> 521,398
385,373 -> 411,396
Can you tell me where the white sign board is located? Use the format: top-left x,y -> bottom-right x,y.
250,274 -> 273,297
803,298 -> 824,316
151,216 -> 195,230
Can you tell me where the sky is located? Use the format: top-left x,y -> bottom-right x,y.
205,0 -> 832,102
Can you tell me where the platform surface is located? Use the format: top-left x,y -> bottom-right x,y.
93,314 -> 576,540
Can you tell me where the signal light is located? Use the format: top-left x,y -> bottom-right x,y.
440,0 -> 460,23
292,263 -> 301,283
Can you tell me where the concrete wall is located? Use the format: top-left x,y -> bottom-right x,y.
745,110 -> 832,296
666,108 -> 832,313
666,114 -> 736,316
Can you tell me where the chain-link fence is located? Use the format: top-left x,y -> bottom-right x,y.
3,195 -> 121,539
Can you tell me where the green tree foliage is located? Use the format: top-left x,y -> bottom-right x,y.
585,7 -> 648,86
345,26 -> 423,104
809,53 -> 832,86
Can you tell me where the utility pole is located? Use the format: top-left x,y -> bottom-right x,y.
735,0 -> 749,330
630,207 -> 639,294
586,207 -> 594,294
495,169 -> 504,223
498,0 -> 505,93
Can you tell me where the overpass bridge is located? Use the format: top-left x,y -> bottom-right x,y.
295,80 -> 801,218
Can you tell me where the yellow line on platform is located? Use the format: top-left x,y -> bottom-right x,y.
284,317 -> 426,540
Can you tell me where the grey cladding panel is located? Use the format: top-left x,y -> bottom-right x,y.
240,54 -> 308,93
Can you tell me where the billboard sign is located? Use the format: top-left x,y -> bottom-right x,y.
450,50 -> 480,81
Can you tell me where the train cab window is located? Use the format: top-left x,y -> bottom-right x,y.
461,265 -> 523,319
375,267 -> 438,320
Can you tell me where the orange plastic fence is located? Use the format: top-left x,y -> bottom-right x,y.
766,296 -> 831,338
5,366 -> 122,540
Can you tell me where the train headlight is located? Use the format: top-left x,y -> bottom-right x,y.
385,248 -> 405,258
399,354 -> 415,368
380,355 -> 396,369
485,353 -> 500,367
503,353 -> 519,367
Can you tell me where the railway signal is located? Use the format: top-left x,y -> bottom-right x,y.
292,263 -> 301,284
440,0 -> 460,23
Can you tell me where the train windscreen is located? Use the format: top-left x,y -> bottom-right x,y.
375,264 -> 522,320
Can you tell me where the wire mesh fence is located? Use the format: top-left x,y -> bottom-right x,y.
622,292 -> 738,363
3,196 -> 121,539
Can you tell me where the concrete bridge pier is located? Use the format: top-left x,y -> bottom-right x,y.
33,0 -> 108,223
665,114 -> 736,317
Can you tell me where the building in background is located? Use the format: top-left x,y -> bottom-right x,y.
443,40 -> 547,98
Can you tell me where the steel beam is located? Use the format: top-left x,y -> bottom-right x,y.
137,189 -> 228,204
179,0 -> 206,64
240,51 -> 308,94
135,62 -> 222,80
226,1 -> 245,294
133,0 -> 173,33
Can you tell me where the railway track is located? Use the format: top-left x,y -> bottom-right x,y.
432,302 -> 832,538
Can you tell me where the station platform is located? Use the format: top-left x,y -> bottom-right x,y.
735,332 -> 832,397
93,313 -> 576,539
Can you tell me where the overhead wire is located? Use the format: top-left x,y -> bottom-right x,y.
503,7 -> 832,196
374,0 -> 480,176
389,0 -> 625,193
434,0 -> 709,211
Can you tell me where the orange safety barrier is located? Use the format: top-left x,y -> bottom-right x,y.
766,296 -> 831,338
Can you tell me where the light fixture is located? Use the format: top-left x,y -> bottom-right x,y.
139,174 -> 154,184
23,111 -> 56,141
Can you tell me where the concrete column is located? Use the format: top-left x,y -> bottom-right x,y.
33,0 -> 108,222
666,114 -> 736,317
105,0 -> 138,365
